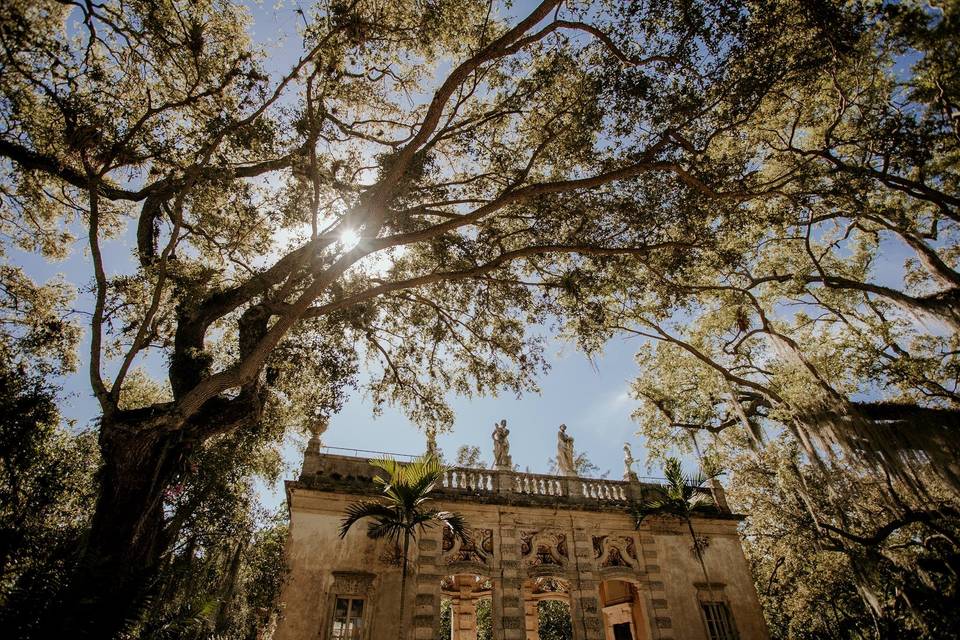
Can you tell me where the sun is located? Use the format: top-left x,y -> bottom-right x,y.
339,228 -> 361,250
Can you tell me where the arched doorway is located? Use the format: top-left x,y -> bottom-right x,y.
598,579 -> 650,640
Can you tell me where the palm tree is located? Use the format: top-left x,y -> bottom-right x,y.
630,457 -> 720,601
339,455 -> 469,640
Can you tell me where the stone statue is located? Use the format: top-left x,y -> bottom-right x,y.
556,424 -> 577,476
492,419 -> 512,470
623,442 -> 638,481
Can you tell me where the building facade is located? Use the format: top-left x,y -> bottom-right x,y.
274,437 -> 769,640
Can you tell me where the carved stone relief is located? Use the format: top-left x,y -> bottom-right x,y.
592,535 -> 639,569
443,528 -> 494,564
520,530 -> 568,567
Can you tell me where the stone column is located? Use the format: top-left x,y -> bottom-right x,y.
524,598 -> 540,640
491,524 -> 525,640
452,594 -> 477,640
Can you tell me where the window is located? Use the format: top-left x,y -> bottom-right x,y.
701,602 -> 736,640
331,597 -> 364,640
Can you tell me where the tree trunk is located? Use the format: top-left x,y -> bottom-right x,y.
52,420 -> 190,639
399,531 -> 410,640
214,538 -> 248,634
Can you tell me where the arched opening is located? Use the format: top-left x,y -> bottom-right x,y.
523,577 -> 572,640
598,579 -> 650,640
439,573 -> 492,640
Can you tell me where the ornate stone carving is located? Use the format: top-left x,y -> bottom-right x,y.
531,577 -> 569,594
332,571 -> 375,596
442,528 -> 493,564
592,535 -> 640,569
520,530 -> 568,567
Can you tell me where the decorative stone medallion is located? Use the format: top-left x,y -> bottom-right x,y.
520,530 -> 568,567
592,535 -> 639,569
443,527 -> 494,564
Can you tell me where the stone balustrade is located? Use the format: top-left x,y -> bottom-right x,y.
297,451 -> 730,515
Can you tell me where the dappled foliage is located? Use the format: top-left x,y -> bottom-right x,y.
538,599 -> 573,640
0,0 -> 957,635
730,438 -> 960,639
0,356 -> 98,637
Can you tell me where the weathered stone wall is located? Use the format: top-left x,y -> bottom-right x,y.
274,453 -> 768,640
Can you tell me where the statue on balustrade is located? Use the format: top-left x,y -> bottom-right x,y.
623,442 -> 639,481
492,419 -> 512,470
556,424 -> 577,476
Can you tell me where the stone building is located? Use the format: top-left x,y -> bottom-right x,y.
274,432 -> 768,640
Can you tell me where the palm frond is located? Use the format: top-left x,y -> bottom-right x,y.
339,502 -> 399,539
435,511 -> 470,546
367,519 -> 407,541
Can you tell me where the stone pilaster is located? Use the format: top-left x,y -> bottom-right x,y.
411,534 -> 443,640
491,524 -> 525,640
569,528 -> 604,640
451,595 -> 477,640
637,532 -> 673,640
523,598 -> 540,640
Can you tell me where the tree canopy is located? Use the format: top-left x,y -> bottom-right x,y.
0,0 -> 957,637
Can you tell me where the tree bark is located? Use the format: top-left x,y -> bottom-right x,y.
52,420 -> 191,639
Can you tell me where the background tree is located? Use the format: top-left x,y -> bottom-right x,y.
538,600 -> 573,640
730,437 -> 960,639
340,455 -> 469,640
0,356 -> 98,637
0,0 -> 842,633
547,2 -> 960,633
455,445 -> 486,468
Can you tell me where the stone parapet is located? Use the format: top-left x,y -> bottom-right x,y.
291,452 -> 737,517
